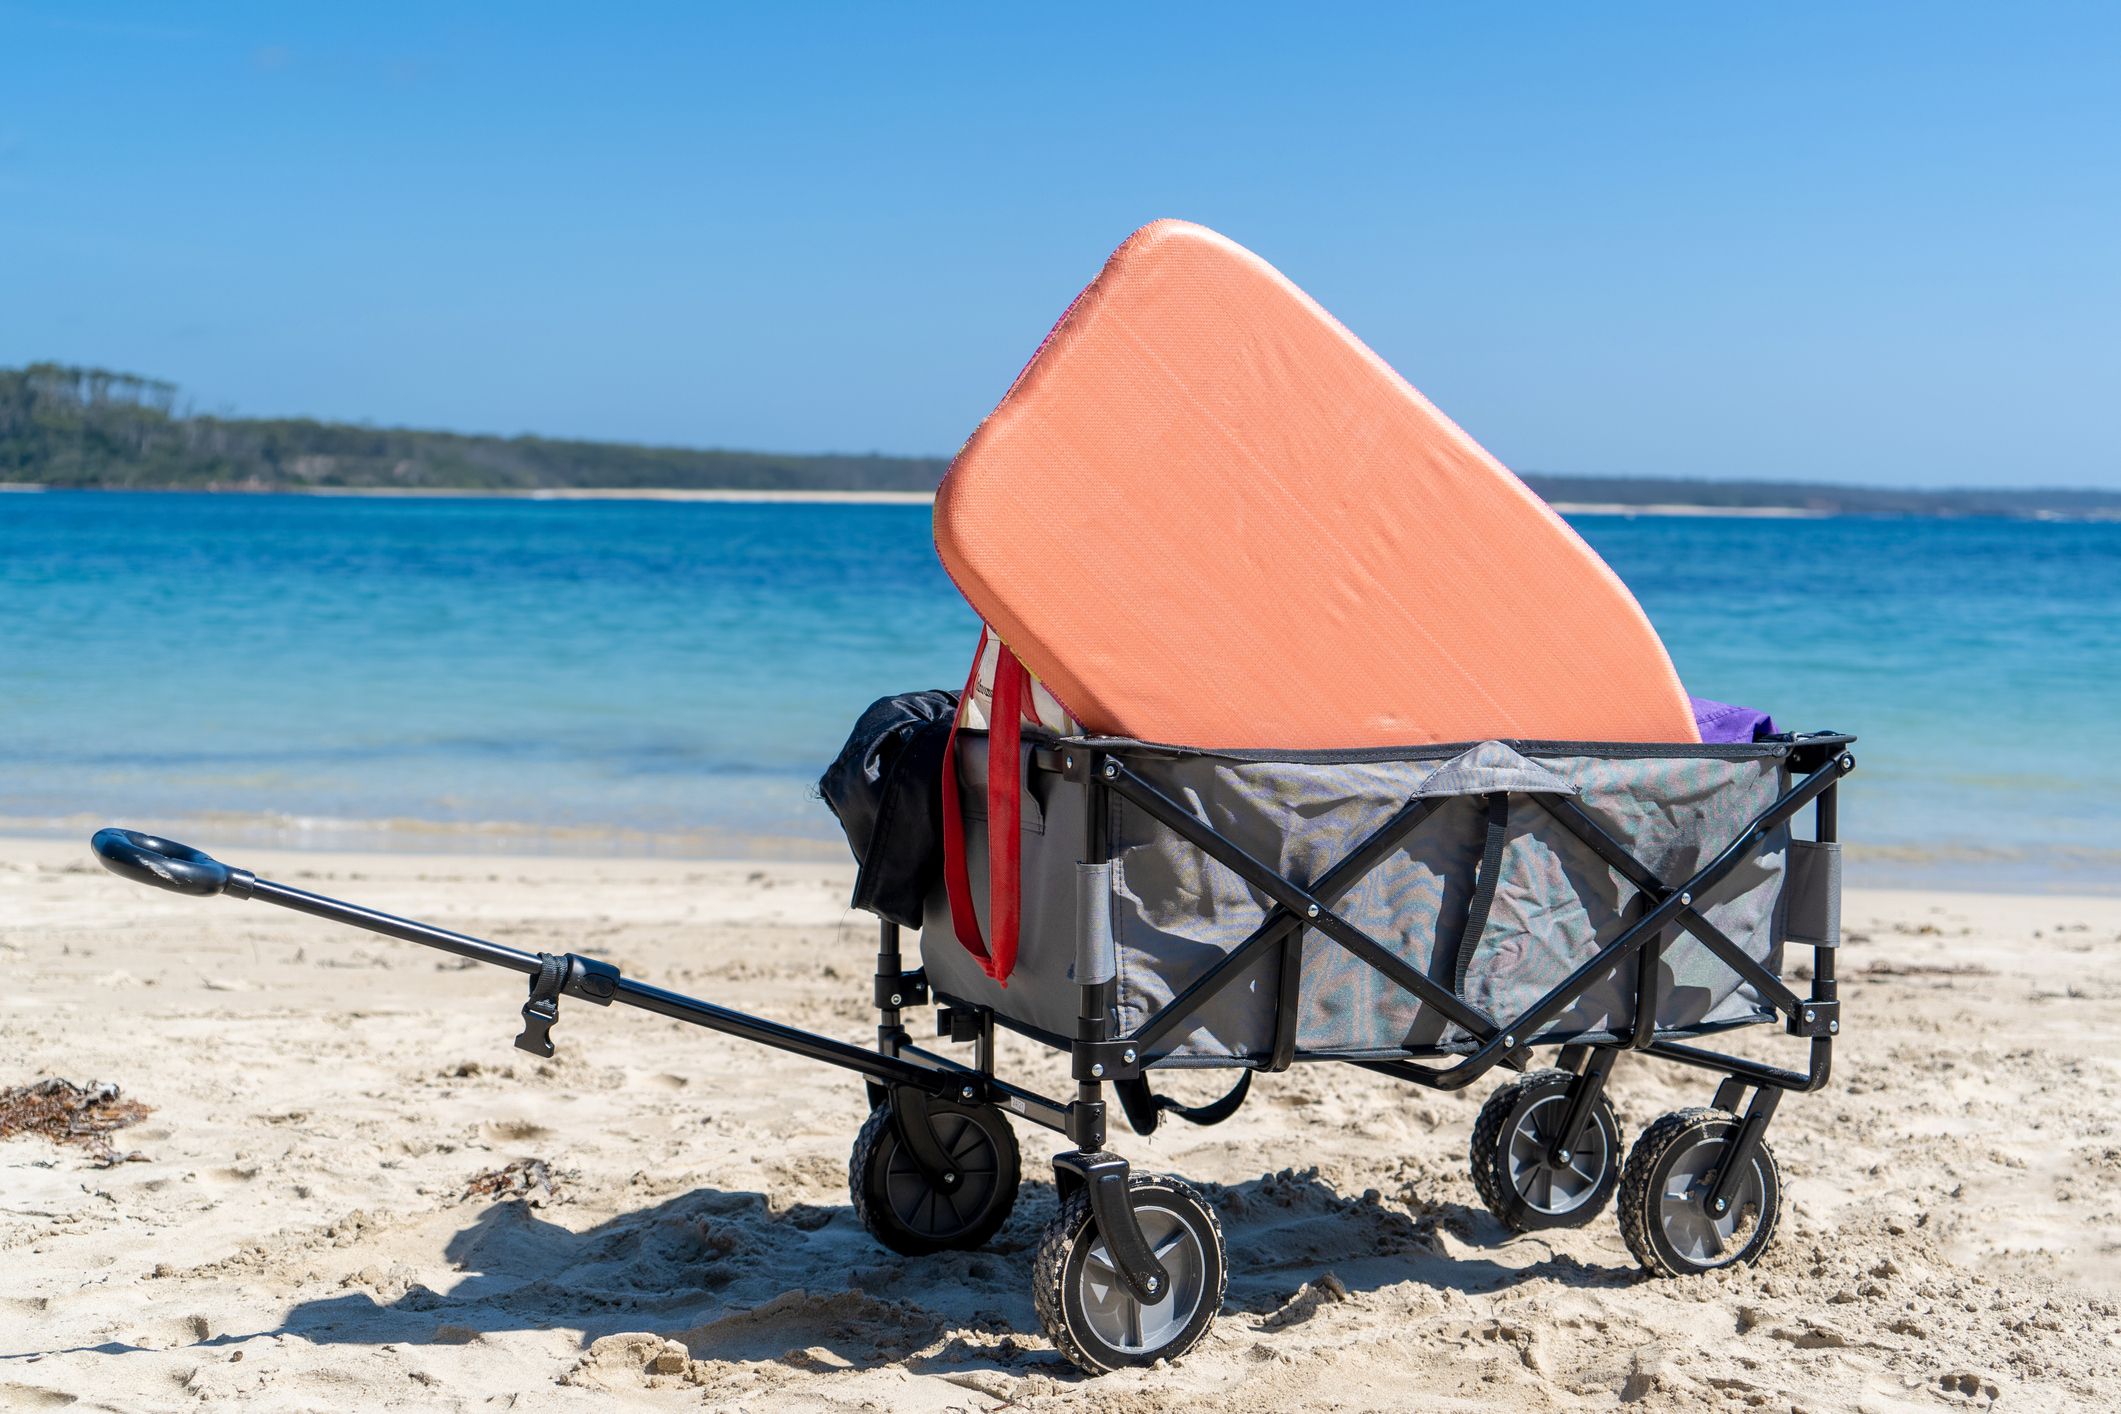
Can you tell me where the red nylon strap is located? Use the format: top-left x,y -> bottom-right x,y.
938,629 -> 1027,986
985,643 -> 1026,985
941,627 -> 992,969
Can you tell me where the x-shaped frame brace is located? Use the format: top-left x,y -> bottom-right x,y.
1096,745 -> 1855,1091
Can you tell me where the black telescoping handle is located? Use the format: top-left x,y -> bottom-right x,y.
85,828 -> 988,1091
89,825 -> 536,973
91,828 -> 257,899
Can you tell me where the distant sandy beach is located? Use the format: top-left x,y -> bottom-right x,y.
304,486 -> 944,506
312,488 -> 1827,518
4,838 -> 2116,1410
1540,501 -> 1829,519
3,483 -> 1840,516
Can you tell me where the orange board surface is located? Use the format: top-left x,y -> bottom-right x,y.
934,221 -> 1699,749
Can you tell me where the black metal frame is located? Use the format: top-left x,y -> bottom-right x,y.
88,730 -> 1849,1305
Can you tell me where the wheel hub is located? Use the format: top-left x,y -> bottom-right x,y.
1078,1204 -> 1203,1355
1505,1093 -> 1609,1215
1659,1138 -> 1764,1264
880,1113 -> 998,1237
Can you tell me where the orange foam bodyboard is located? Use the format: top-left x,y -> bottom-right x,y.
935,220 -> 1699,749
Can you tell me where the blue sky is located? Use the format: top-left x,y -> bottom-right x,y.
3,4 -> 2115,487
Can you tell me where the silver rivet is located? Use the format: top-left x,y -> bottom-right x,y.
1122,1048 -> 1137,1064
1803,1007 -> 1816,1022
1103,760 -> 1119,778
1065,755 -> 1074,769
1840,755 -> 1854,770
1829,1021 -> 1839,1034
1713,1198 -> 1727,1213
961,1085 -> 976,1100
1679,892 -> 1692,906
1503,1035 -> 1516,1049
1091,1063 -> 1105,1078
1147,1276 -> 1160,1292
1556,1150 -> 1572,1165
889,994 -> 902,1006
1305,903 -> 1320,918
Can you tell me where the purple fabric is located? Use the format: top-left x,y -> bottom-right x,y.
1690,696 -> 1778,744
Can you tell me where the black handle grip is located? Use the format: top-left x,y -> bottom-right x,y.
91,828 -> 252,899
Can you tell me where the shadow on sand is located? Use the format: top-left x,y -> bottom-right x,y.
17,1168 -> 1639,1377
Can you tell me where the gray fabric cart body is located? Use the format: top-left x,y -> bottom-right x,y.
923,734 -> 1842,1067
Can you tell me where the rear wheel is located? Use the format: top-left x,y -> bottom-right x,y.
1469,1069 -> 1622,1231
1617,1107 -> 1782,1276
849,1099 -> 1020,1256
1032,1174 -> 1226,1375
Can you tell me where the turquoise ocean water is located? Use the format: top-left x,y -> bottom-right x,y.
3,491 -> 2116,889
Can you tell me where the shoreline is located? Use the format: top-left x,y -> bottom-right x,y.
311,486 -> 942,505
14,483 -> 2119,520
12,817 -> 2117,894
1542,499 -> 1827,518
0,483 -> 1856,517
1,814 -> 852,865
0,482 -> 940,505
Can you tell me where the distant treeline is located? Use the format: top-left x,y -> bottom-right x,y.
5,362 -> 2115,517
0,363 -> 947,494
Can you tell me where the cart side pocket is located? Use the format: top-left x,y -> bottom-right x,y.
1783,840 -> 1841,949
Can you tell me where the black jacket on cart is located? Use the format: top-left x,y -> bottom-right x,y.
818,689 -> 961,929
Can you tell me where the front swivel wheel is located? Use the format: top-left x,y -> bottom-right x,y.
1032,1174 -> 1226,1375
1617,1107 -> 1783,1276
850,1099 -> 1020,1256
1469,1069 -> 1622,1232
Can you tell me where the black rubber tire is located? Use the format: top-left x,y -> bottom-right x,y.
1467,1077 -> 1513,1219
1469,1069 -> 1623,1232
849,1099 -> 1020,1256
1618,1107 -> 1783,1277
1032,1174 -> 1227,1376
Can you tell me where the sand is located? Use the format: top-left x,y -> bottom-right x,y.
8,485 -> 1845,517
2,836 -> 2116,1411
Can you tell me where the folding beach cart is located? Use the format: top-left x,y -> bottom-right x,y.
92,724 -> 1850,1374
88,219 -> 1855,1376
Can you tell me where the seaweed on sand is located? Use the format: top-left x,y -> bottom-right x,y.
0,1078 -> 151,1164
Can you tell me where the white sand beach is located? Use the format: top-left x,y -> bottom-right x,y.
3,837 -> 2117,1411
17,484 -> 1849,517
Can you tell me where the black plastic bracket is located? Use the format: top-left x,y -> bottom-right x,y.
1073,1037 -> 1147,1080
565,955 -> 621,1003
1052,1150 -> 1170,1304
1785,737 -> 1857,776
514,952 -> 622,1057
875,968 -> 929,1011
1711,1075 -> 1748,1113
1053,747 -> 1099,783
937,1005 -> 983,1043
514,954 -> 567,1056
1064,1099 -> 1107,1151
1784,998 -> 1840,1038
